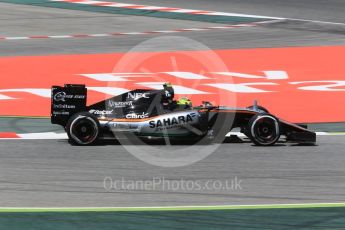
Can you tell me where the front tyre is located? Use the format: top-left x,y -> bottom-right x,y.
66,112 -> 100,145
247,114 -> 280,146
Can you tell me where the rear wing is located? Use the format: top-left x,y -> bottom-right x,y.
51,84 -> 87,127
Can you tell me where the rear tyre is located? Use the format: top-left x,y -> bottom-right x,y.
66,112 -> 100,145
247,114 -> 280,146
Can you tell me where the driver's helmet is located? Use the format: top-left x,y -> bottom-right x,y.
177,97 -> 192,108
163,82 -> 172,89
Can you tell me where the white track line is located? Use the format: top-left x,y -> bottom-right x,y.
52,0 -> 345,26
286,18 -> 345,26
1,202 -> 345,211
50,0 -> 282,20
0,24 -> 254,42
50,0 -> 345,26
0,131 -> 342,140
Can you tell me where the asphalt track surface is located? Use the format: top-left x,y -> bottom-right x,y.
0,1 -> 344,56
0,136 -> 345,207
0,0 -> 345,208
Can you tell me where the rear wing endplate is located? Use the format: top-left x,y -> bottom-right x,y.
51,84 -> 87,126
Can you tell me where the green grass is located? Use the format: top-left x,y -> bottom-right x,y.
1,204 -> 345,229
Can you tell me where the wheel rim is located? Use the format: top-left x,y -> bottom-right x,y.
70,116 -> 98,145
251,115 -> 279,145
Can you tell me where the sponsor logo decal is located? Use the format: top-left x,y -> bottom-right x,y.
107,100 -> 133,108
109,123 -> 139,130
53,92 -> 68,102
149,113 -> 196,129
53,104 -> 76,109
53,111 -> 70,115
53,91 -> 85,102
126,112 -> 149,119
127,92 -> 150,100
89,109 -> 113,115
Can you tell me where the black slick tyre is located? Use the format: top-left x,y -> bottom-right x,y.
247,113 -> 280,146
66,112 -> 100,146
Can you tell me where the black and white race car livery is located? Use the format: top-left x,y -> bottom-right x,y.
51,84 -> 316,146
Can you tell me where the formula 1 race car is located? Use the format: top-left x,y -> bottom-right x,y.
51,84 -> 316,146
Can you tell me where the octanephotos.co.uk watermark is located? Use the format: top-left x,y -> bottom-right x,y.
103,176 -> 242,192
